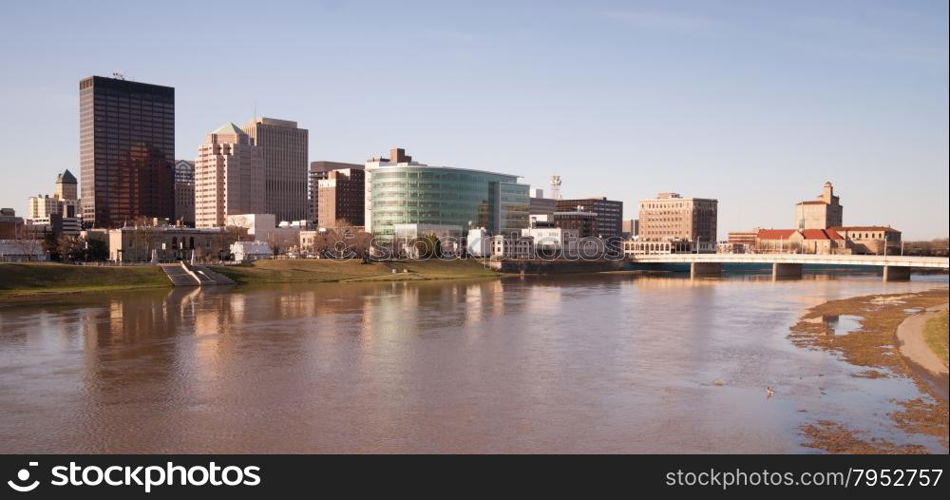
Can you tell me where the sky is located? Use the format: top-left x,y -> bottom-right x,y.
0,0 -> 946,239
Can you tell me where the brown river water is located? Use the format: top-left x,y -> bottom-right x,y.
1,272 -> 947,453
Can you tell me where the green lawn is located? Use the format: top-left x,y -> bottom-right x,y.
0,259 -> 499,299
210,258 -> 497,285
922,309 -> 949,368
0,262 -> 169,297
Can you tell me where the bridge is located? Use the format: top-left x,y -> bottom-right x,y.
626,253 -> 950,281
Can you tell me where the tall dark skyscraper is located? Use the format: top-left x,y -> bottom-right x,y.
80,75 -> 175,228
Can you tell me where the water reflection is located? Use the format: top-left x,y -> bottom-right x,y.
0,273 -> 946,453
821,315 -> 863,335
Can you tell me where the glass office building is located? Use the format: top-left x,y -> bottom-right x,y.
367,165 -> 529,240
80,75 -> 175,228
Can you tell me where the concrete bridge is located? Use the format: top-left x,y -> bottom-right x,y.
627,253 -> 950,281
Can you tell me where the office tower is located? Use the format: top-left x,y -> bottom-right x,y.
194,123 -> 264,228
638,192 -> 718,243
528,188 -> 557,219
28,170 -> 81,220
309,161 -> 363,224
364,148 -> 529,239
55,169 -> 78,201
556,197 -> 623,238
242,117 -> 308,223
79,75 -> 175,228
315,166 -> 365,228
174,160 -> 195,226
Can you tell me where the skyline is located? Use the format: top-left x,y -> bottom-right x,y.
1,0 -> 947,239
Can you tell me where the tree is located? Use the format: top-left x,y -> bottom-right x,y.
85,238 -> 108,261
43,231 -> 61,261
413,234 -> 442,259
56,235 -> 86,262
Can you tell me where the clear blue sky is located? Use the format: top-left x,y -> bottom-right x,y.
1,0 -> 947,239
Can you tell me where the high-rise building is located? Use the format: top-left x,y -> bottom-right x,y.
242,117 -> 308,223
194,123 -> 264,228
528,188 -> 557,219
364,148 -> 529,239
79,76 -> 175,228
317,168 -> 365,228
553,209 -> 597,238
622,219 -> 639,238
27,195 -> 59,219
309,161 -> 363,224
795,182 -> 843,230
174,160 -> 195,226
27,170 -> 81,220
55,169 -> 78,201
556,197 -> 623,238
638,192 -> 718,243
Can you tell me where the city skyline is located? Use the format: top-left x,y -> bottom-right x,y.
0,1 -> 947,239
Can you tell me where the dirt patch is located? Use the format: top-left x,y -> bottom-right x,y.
790,288 -> 949,453
789,289 -> 948,375
801,421 -> 928,454
891,398 -> 950,449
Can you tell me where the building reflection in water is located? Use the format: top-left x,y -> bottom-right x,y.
1,272 -> 944,453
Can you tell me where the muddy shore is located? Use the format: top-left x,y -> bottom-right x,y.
789,288 -> 949,453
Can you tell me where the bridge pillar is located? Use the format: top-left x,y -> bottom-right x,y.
772,263 -> 802,280
882,265 -> 911,282
690,262 -> 721,279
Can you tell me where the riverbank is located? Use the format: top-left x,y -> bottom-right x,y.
789,288 -> 949,453
209,259 -> 499,285
897,305 -> 949,378
0,260 -> 503,302
0,262 -> 169,300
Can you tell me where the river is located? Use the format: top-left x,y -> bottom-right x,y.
0,272 -> 946,453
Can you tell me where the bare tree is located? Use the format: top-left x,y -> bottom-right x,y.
56,235 -> 85,262
12,223 -> 45,261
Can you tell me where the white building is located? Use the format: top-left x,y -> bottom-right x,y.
231,240 -> 273,262
466,227 -> 491,257
29,215 -> 81,236
521,226 -> 579,254
492,234 -> 534,259
0,240 -> 48,262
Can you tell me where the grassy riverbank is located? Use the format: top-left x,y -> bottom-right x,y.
0,260 -> 501,301
923,309 -> 949,367
209,259 -> 499,285
0,262 -> 169,299
789,288 -> 949,453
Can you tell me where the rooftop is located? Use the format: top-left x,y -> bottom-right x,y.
212,122 -> 246,136
757,229 -> 798,240
830,226 -> 901,233
56,169 -> 77,184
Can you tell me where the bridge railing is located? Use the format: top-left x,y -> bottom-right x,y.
628,253 -> 949,268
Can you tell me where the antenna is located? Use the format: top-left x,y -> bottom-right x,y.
550,175 -> 562,200
112,72 -> 125,80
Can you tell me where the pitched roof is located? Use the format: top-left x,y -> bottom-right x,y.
801,229 -> 830,240
56,169 -> 77,184
830,226 -> 900,233
757,229 -> 798,240
212,122 -> 246,136
824,228 -> 844,240
799,229 -> 845,240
